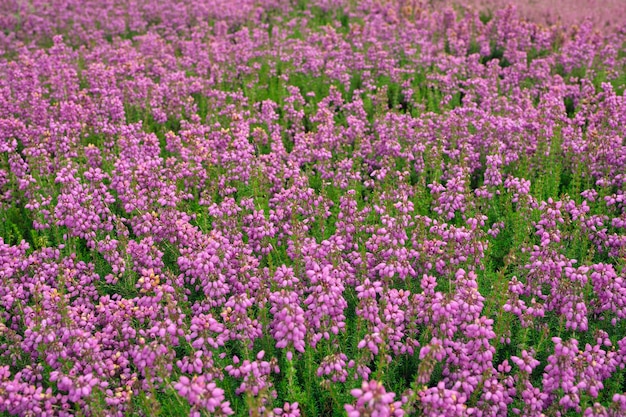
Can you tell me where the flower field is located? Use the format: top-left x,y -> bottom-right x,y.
1,0 -> 626,416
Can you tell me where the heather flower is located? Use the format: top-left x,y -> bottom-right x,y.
224,351 -> 280,398
174,375 -> 234,416
273,402 -> 300,417
317,353 -> 350,383
511,350 -> 540,374
418,382 -> 468,417
345,380 -> 404,417
269,289 -> 307,356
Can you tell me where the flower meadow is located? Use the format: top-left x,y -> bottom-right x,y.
1,0 -> 626,416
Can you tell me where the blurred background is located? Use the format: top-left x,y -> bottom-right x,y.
430,0 -> 626,32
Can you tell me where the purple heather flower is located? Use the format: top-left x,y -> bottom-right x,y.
345,380 -> 404,417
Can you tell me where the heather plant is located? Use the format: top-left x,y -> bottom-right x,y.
1,0 -> 626,416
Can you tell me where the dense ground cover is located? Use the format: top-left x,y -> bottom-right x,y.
1,0 -> 626,416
